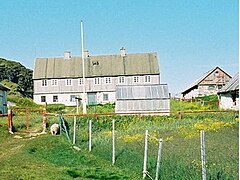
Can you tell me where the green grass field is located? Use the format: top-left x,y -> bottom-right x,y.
0,100 -> 238,179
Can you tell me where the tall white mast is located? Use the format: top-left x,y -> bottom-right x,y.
81,20 -> 87,114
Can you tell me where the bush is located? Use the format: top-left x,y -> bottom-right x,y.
46,104 -> 66,113
17,98 -> 39,107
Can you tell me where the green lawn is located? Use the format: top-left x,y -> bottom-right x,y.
0,100 -> 238,179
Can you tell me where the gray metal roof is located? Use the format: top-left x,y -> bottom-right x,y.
219,72 -> 239,93
33,52 -> 159,79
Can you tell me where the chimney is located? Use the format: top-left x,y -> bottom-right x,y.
64,51 -> 71,60
120,47 -> 126,57
84,50 -> 89,59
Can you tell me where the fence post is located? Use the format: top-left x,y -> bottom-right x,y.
26,109 -> 29,130
155,138 -> 163,180
73,115 -> 76,145
42,108 -> 47,134
89,119 -> 92,152
112,119 -> 115,165
200,130 -> 206,180
7,109 -> 13,134
143,130 -> 149,179
178,112 -> 182,120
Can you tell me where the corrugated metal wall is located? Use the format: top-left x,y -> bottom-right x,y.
115,84 -> 170,114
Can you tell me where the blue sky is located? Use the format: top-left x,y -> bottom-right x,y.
0,0 -> 238,94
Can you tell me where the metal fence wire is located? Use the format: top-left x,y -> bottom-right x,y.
2,109 -> 238,179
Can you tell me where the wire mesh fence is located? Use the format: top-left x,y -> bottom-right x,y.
0,109 -> 238,179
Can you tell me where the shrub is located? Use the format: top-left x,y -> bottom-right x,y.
46,104 -> 66,113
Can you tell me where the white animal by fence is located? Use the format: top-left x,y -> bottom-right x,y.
50,123 -> 59,135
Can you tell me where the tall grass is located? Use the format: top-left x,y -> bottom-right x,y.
0,100 -> 238,179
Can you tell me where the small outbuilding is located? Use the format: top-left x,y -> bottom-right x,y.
218,73 -> 239,110
0,83 -> 10,114
182,67 -> 231,99
115,84 -> 170,115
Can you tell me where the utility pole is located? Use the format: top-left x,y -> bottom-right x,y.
81,20 -> 87,114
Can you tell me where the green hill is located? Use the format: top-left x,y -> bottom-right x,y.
0,58 -> 33,98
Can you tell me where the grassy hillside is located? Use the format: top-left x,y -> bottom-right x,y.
0,58 -> 33,98
0,108 -> 238,179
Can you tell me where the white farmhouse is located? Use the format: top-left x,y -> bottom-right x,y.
33,48 -> 160,106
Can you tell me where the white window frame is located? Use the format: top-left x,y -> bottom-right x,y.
133,76 -> 139,83
51,79 -> 58,86
66,79 -> 72,86
119,76 -> 125,84
42,79 -> 47,87
79,78 -> 84,85
41,96 -> 46,102
144,75 -> 151,83
70,95 -> 76,102
53,95 -> 58,102
94,78 -> 101,85
103,93 -> 109,101
105,77 -> 112,84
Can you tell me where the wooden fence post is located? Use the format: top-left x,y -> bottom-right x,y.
155,138 -> 163,180
178,112 -> 182,120
143,130 -> 149,179
7,109 -> 13,134
42,108 -> 47,134
89,119 -> 92,151
200,130 -> 206,180
112,119 -> 115,165
73,116 -> 76,145
26,109 -> 29,130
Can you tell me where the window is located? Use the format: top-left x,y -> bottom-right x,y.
53,95 -> 58,102
94,78 -> 100,85
51,79 -> 58,86
133,76 -> 139,83
119,76 -> 125,84
66,79 -> 72,86
42,80 -> 47,86
208,85 -> 215,90
105,77 -> 112,84
79,78 -> 84,85
145,75 -> 151,83
70,95 -> 76,102
103,94 -> 109,101
41,96 -> 46,102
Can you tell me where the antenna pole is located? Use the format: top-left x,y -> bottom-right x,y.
81,20 -> 87,114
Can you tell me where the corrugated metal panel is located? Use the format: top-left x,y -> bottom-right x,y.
33,52 -> 159,79
115,84 -> 170,114
116,84 -> 169,100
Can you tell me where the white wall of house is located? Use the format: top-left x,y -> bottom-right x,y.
33,74 -> 160,105
183,85 -> 221,99
219,94 -> 239,110
182,89 -> 198,99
